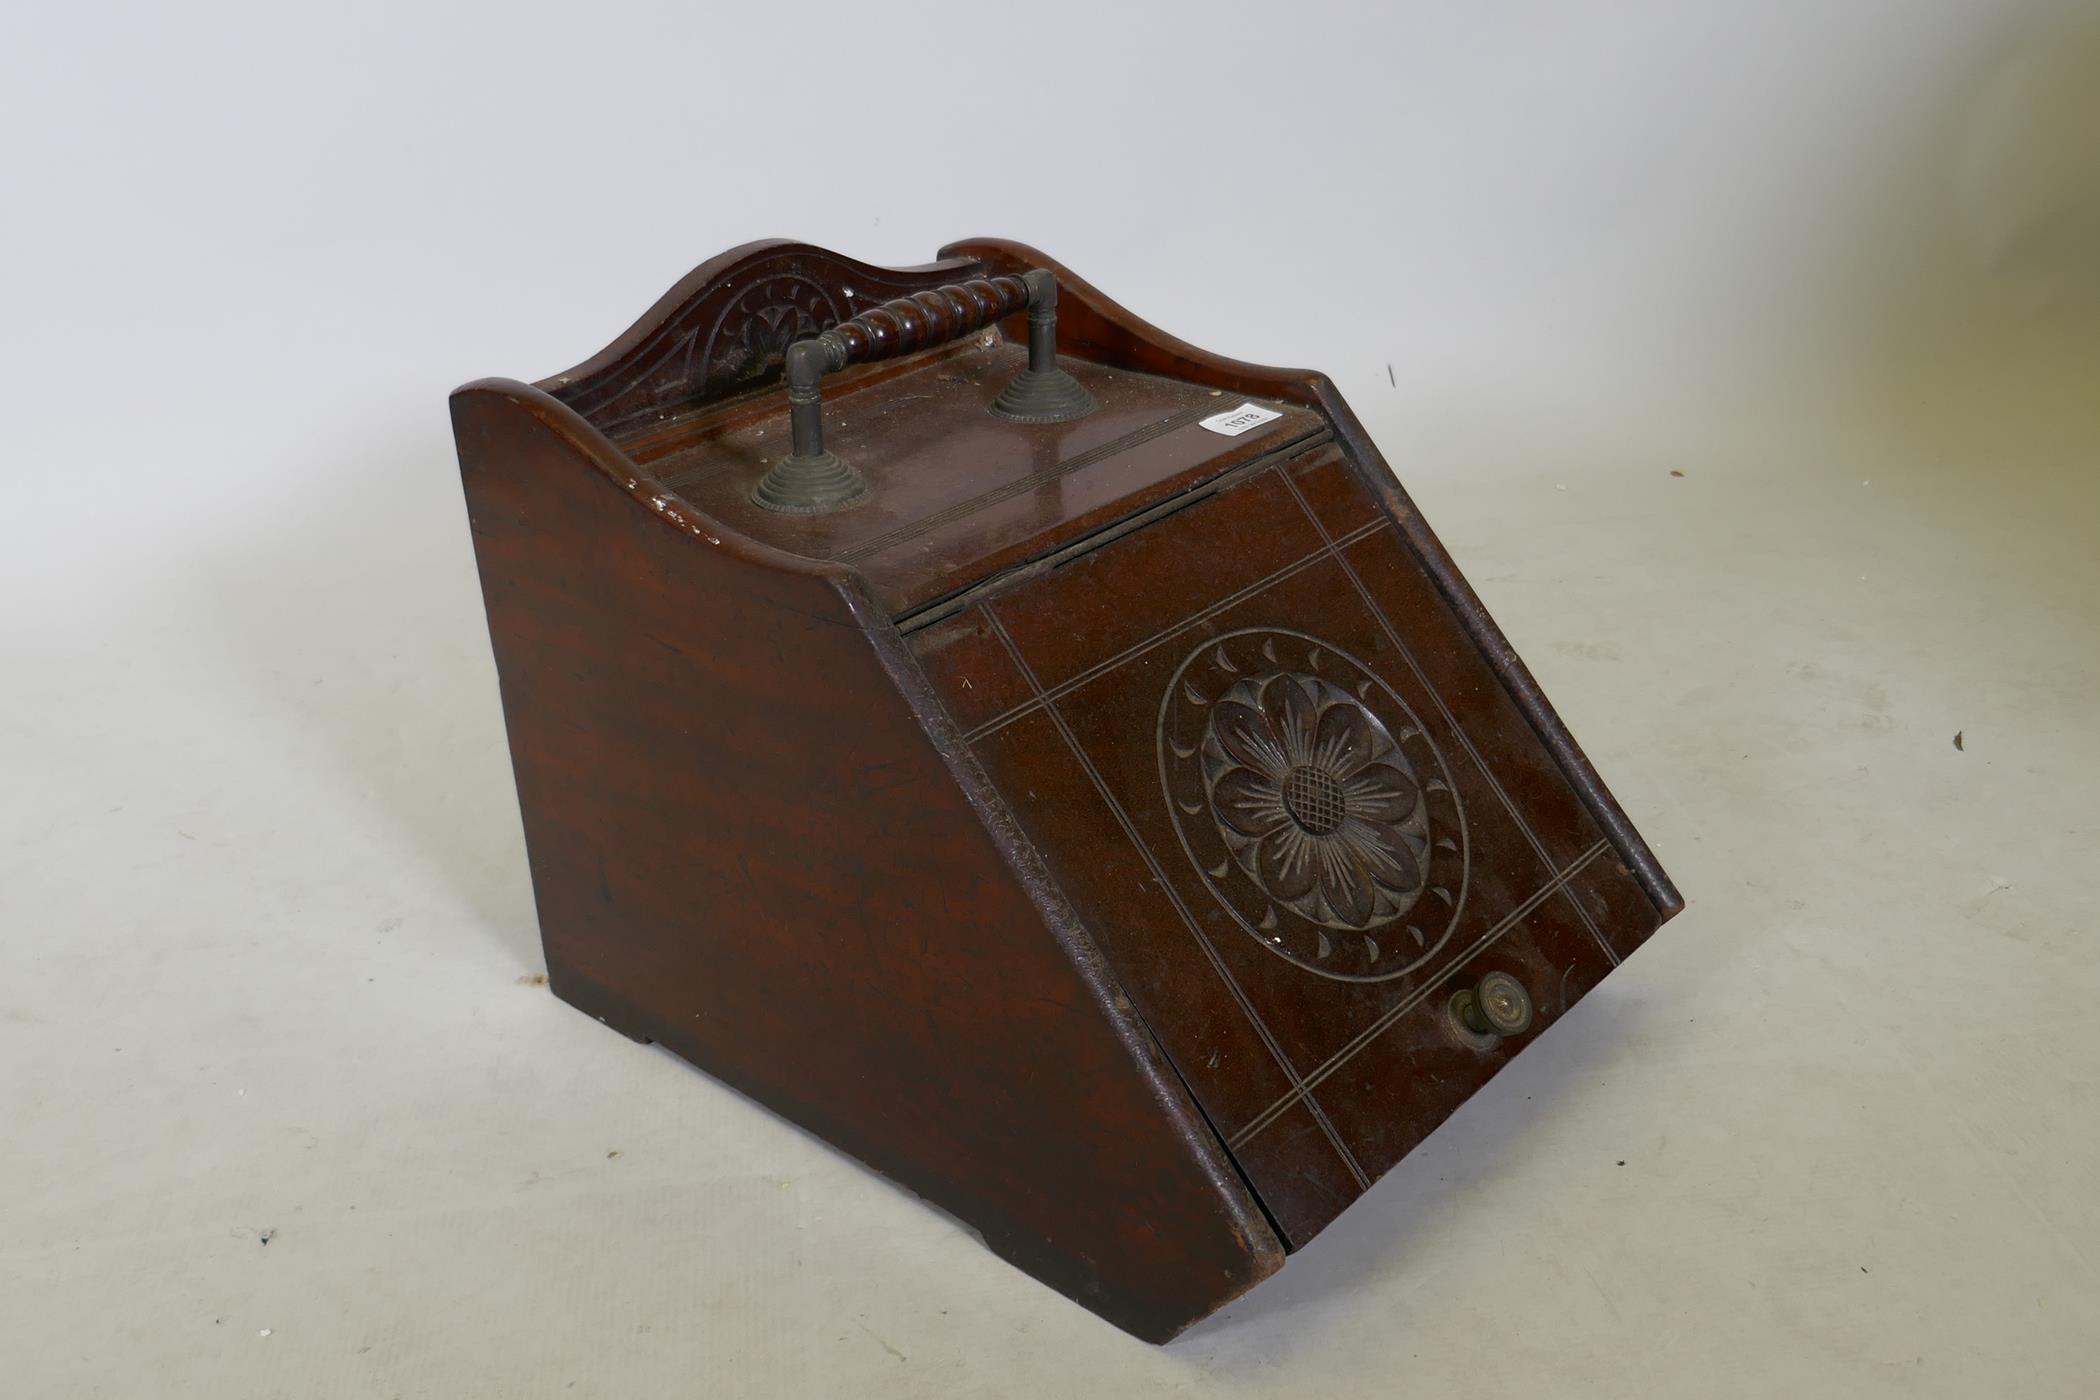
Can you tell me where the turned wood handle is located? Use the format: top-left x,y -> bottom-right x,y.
782,270 -> 1058,459
820,274 -> 1035,368
754,268 -> 1091,513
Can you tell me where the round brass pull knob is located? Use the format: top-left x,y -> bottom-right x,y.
1452,971 -> 1535,1039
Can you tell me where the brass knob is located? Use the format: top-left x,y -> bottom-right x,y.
1452,971 -> 1534,1039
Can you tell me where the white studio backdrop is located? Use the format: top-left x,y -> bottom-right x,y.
6,4 -> 2100,1397
3,0 -> 2088,615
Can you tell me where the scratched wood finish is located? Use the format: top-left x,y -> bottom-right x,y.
452,239 -> 1681,1342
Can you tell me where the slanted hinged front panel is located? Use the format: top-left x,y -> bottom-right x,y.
909,444 -> 1667,1246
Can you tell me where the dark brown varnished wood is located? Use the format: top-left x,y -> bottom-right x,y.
913,449 -> 1664,1245
451,380 -> 1281,1342
452,238 -> 1681,1342
653,340 -> 1326,616
545,240 -> 985,437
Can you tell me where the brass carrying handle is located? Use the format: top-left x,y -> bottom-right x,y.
752,268 -> 1096,514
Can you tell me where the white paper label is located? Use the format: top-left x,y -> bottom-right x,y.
1197,401 -> 1283,437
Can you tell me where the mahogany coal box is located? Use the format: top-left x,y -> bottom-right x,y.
450,239 -> 1682,1342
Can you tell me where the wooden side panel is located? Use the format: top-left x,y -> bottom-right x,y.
450,381 -> 1281,1342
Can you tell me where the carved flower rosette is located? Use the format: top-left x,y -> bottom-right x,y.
699,271 -> 850,392
1158,629 -> 1467,981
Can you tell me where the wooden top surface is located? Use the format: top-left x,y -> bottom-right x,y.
636,337 -> 1326,617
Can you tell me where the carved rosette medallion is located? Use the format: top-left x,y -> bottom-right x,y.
699,273 -> 851,390
1158,629 -> 1468,981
